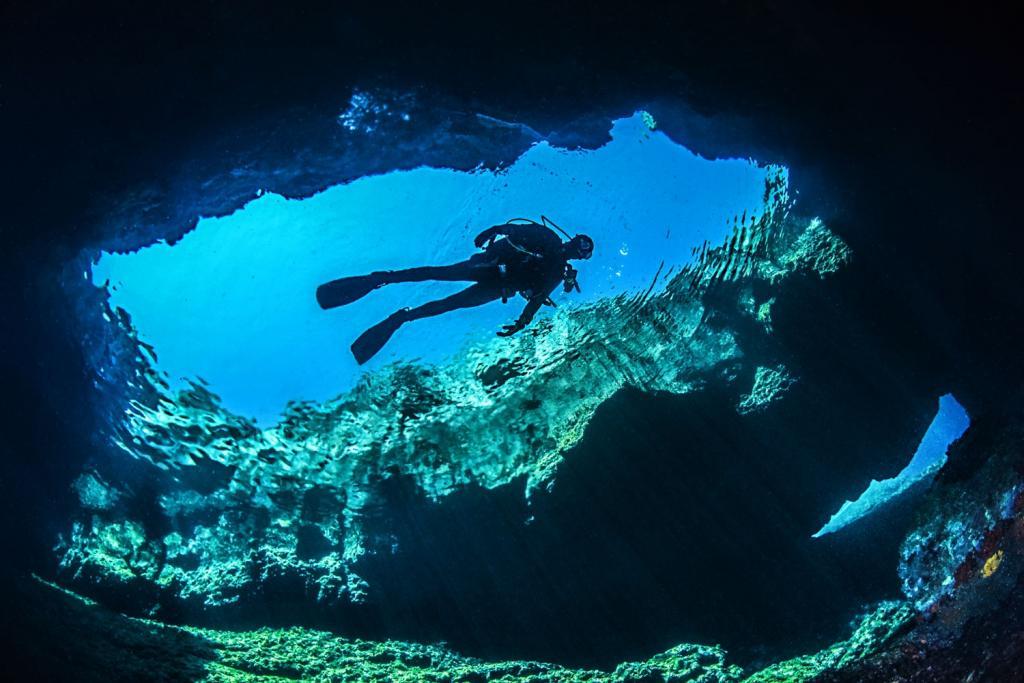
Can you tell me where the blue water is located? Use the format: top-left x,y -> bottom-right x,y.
813,393 -> 970,537
92,112 -> 777,424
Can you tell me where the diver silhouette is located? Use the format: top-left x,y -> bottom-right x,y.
316,217 -> 594,364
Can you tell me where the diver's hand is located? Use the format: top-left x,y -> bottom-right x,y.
474,228 -> 496,249
497,322 -> 524,337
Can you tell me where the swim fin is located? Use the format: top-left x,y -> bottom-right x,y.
316,273 -> 387,310
351,310 -> 408,365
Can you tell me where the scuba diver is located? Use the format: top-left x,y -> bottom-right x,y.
316,217 -> 594,364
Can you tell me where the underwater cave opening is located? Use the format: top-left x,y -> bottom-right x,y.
90,111 -> 774,424
59,100 -> 943,672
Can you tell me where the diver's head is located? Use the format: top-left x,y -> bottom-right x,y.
565,234 -> 594,260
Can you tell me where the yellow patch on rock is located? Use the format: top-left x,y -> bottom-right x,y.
981,549 -> 1004,578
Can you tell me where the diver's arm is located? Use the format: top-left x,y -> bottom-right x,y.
474,223 -> 513,248
475,222 -> 561,252
497,287 -> 554,337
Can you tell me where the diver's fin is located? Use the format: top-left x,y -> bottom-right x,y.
351,310 -> 408,364
316,273 -> 385,310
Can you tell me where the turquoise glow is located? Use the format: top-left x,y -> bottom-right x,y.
92,113 -> 777,423
813,394 -> 971,538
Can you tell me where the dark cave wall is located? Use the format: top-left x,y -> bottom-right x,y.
40,207 -> 933,673
310,270 -> 944,668
3,2 -> 1022,659
348,386 -> 924,669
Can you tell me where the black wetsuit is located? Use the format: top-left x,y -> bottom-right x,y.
381,223 -> 568,327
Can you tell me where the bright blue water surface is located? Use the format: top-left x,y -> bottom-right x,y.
93,113 -> 776,423
813,393 -> 970,537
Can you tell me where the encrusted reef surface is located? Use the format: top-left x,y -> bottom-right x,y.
816,406 -> 1024,681
57,180 -> 853,618
26,407 -> 1024,681
16,576 -> 911,683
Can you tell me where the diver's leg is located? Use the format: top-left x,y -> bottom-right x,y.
320,258 -> 492,311
402,283 -> 502,320
382,259 -> 486,283
350,283 -> 501,364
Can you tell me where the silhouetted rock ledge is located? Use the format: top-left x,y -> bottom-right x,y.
17,577 -> 908,682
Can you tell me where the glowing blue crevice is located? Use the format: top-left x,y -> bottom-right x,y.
813,394 -> 970,538
92,112 -> 778,424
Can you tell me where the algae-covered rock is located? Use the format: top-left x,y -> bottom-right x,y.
745,411 -> 1024,682
72,471 -> 122,511
613,643 -> 743,682
22,577 -> 928,683
777,218 -> 851,280
57,516 -> 163,586
160,521 -> 257,606
743,601 -> 915,683
803,412 -> 1024,680
898,412 -> 1024,610
736,365 -> 795,415
22,577 -> 747,682
18,578 -> 214,683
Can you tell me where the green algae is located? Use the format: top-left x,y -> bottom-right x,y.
26,577 -> 914,683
